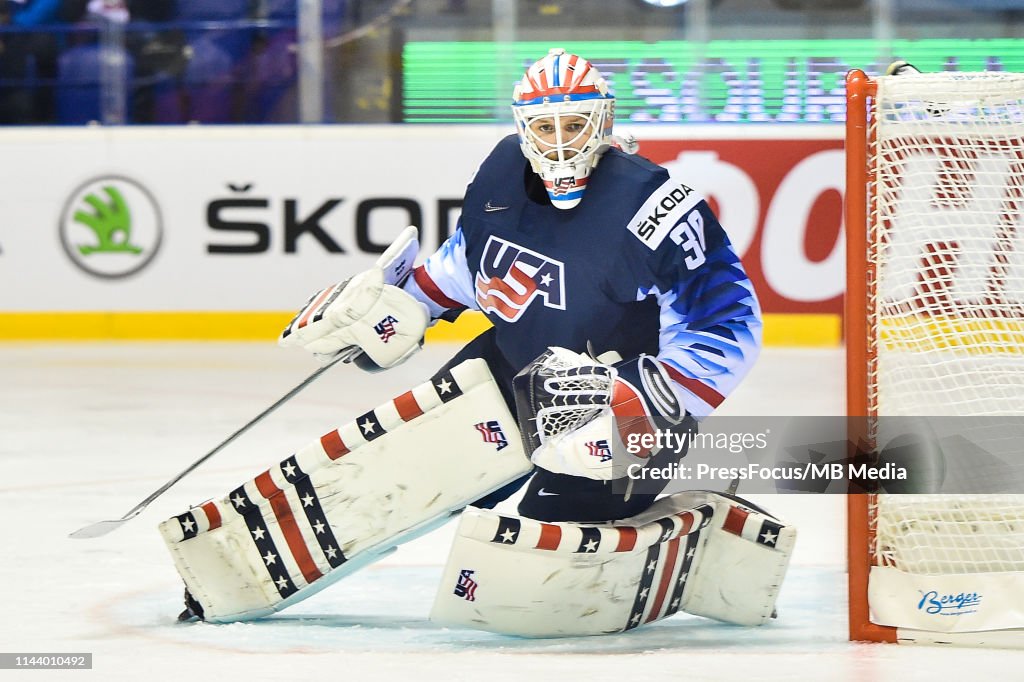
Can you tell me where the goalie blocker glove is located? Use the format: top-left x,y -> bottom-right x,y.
513,348 -> 686,480
279,269 -> 429,370
279,226 -> 427,370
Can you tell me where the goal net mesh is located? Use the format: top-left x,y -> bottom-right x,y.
868,71 -> 1024,578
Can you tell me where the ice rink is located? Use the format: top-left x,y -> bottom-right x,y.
4,342 -> 1023,680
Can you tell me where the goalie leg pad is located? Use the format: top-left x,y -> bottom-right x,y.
429,491 -> 795,636
429,493 -> 716,637
676,492 -> 796,626
159,358 -> 532,622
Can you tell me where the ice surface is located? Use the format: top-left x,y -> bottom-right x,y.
3,343 -> 1021,680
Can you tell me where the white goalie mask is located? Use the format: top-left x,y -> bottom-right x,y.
512,48 -> 615,210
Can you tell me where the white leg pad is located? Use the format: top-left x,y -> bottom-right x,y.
429,492 -> 796,636
158,359 -> 532,622
678,492 -> 797,626
429,493 -> 717,637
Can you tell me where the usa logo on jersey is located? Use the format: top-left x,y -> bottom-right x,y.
475,236 -> 565,323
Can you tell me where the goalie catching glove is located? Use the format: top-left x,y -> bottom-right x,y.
279,226 -> 429,370
513,347 -> 686,480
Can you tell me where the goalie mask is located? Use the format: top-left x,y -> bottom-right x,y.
512,48 -> 615,210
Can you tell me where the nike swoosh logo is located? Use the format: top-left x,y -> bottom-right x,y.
537,489 -> 559,496
484,201 -> 510,212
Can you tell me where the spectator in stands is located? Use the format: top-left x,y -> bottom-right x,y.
58,0 -> 175,24
59,0 -> 183,122
0,0 -> 62,123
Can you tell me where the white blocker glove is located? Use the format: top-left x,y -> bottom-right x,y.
279,226 -> 428,370
512,347 -> 685,480
279,268 -> 429,370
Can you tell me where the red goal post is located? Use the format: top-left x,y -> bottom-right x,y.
845,68 -> 888,644
844,66 -> 1024,647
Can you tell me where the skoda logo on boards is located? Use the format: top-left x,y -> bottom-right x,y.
59,176 -> 163,279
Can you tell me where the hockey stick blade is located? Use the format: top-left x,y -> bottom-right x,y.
69,516 -> 138,539
68,352 -> 351,540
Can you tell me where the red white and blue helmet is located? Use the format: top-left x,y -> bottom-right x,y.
512,48 -> 615,210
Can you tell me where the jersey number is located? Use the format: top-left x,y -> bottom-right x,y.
669,210 -> 706,270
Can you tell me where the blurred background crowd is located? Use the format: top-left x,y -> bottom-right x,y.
0,0 -> 1021,126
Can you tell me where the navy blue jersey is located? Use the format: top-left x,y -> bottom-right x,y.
405,135 -> 761,417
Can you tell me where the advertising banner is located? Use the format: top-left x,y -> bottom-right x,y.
0,125 -> 843,339
0,126 -> 500,311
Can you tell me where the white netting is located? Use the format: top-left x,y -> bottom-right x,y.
867,71 -> 1024,578
875,494 -> 1024,574
533,348 -> 613,443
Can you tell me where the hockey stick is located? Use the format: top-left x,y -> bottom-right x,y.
69,351 -> 354,539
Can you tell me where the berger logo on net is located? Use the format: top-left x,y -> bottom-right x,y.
917,589 -> 982,617
59,176 -> 163,279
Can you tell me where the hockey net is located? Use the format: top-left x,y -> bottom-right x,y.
845,68 -> 1024,646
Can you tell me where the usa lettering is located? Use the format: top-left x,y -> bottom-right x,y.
454,569 -> 478,601
475,236 -> 566,323
374,315 -> 398,342
474,420 -> 509,451
551,177 -> 577,195
585,440 -> 613,462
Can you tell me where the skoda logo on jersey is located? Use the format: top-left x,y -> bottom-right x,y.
628,179 -> 700,251
474,236 -> 566,323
